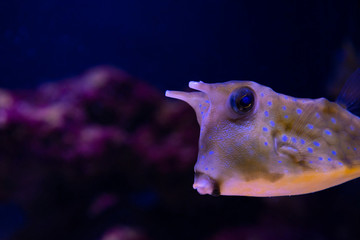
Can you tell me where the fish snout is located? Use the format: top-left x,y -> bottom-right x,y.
193,172 -> 220,196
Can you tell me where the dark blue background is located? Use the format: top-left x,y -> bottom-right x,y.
1,0 -> 359,95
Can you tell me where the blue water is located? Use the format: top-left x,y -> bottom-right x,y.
0,0 -> 359,94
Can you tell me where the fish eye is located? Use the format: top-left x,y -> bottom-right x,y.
229,87 -> 255,114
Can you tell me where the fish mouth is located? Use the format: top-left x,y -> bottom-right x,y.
193,172 -> 220,196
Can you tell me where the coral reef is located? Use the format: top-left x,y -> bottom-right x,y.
0,66 -> 198,240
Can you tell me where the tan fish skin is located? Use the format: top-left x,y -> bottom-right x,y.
165,80 -> 360,197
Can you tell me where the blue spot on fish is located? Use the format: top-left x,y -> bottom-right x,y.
315,112 -> 320,118
278,160 -> 282,163
307,147 -> 313,153
350,125 -> 355,131
284,96 -> 288,100
328,158 -> 332,161
300,139 -> 305,144
307,124 -> 314,130
309,161 -> 313,164
205,167 -> 208,170
338,162 -> 343,166
269,120 -> 275,127
267,101 -> 272,106
291,137 -> 296,143
263,127 -> 268,132
260,92 -> 264,97
313,141 -> 320,147
331,118 -> 336,124
324,130 -> 331,135
318,157 -> 323,160
282,135 -> 288,141
264,111 -> 269,117
331,150 -> 336,155
296,108 -> 302,114
284,115 -> 289,119
209,151 -> 214,155
264,142 -> 268,146
282,106 -> 286,110
293,98 -> 297,102
354,148 -> 357,151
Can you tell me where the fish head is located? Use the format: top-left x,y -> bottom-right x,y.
166,81 -> 283,196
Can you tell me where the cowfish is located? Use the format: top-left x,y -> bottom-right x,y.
165,69 -> 360,197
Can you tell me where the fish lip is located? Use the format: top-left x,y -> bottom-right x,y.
193,172 -> 220,196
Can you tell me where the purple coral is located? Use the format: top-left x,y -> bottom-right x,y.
0,66 -> 203,240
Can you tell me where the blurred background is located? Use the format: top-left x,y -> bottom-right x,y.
0,0 -> 360,239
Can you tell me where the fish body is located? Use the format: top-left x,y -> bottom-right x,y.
165,74 -> 360,197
